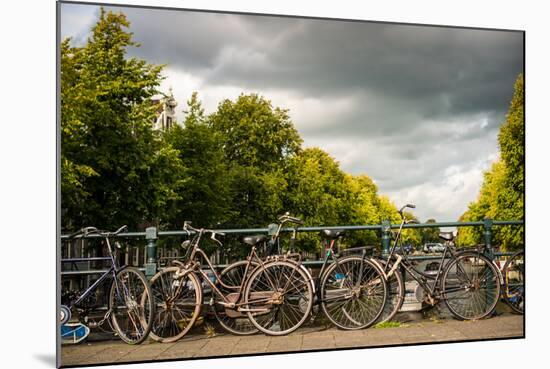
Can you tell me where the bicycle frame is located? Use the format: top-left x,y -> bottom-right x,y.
175,228 -> 274,310
62,234 -> 125,310
383,214 -> 477,301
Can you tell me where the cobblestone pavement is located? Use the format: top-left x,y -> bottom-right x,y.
61,313 -> 523,367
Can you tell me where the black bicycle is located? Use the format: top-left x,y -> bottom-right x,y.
379,205 -> 501,321
438,234 -> 524,315
60,226 -> 155,344
501,249 -> 524,314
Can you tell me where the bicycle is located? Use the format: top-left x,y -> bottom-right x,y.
379,204 -> 501,321
220,214 -> 388,331
501,249 -> 524,314
148,221 -> 314,342
437,233 -> 524,315
60,226 -> 154,345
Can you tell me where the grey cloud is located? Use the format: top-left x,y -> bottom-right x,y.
97,6 -> 522,129
119,8 -> 522,143
60,4 -> 523,222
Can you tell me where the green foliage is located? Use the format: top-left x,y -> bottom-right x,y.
61,9 -> 420,256
284,148 -> 351,251
61,8 -> 184,229
207,93 -> 303,229
420,219 -> 441,245
209,93 -> 303,170
457,75 -> 524,250
163,92 -> 230,228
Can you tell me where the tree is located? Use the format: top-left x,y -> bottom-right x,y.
420,219 -> 441,244
282,148 -> 350,251
285,148 -> 348,223
283,149 -> 419,251
344,174 -> 383,246
163,92 -> 231,228
207,94 -> 303,229
61,8 -> 185,230
457,75 -> 524,250
209,93 -> 302,170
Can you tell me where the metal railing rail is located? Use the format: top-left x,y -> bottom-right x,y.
60,218 -> 524,277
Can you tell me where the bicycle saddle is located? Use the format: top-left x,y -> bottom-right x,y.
242,234 -> 267,246
438,232 -> 454,241
320,229 -> 346,239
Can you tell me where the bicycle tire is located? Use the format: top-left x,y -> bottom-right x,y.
212,260 -> 259,335
441,253 -> 501,320
375,259 -> 405,323
320,256 -> 387,329
109,267 -> 154,344
148,267 -> 202,343
244,260 -> 314,336
501,250 -> 524,314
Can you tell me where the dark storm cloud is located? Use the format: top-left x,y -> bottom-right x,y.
114,7 -> 522,134
62,4 -> 523,125
61,4 -> 523,221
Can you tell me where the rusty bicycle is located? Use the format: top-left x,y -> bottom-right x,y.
148,221 -> 314,342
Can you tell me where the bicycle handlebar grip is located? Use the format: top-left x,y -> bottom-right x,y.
277,213 -> 303,225
114,225 -> 128,235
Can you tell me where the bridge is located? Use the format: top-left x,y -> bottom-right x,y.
60,218 -> 523,277
59,219 -> 524,366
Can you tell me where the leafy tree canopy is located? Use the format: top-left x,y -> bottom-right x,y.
209,93 -> 303,170
61,8 -> 184,229
457,75 -> 524,250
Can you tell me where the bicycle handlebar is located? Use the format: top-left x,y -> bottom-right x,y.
66,225 -> 127,238
66,226 -> 98,238
113,225 -> 128,235
398,203 -> 416,215
277,212 -> 304,225
183,221 -> 225,240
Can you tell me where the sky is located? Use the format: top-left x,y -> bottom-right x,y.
60,3 -> 524,223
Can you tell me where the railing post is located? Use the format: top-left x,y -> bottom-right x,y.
144,226 -> 157,278
381,220 -> 391,254
483,218 -> 494,257
267,223 -> 278,254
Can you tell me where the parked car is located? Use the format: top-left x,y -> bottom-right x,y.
423,242 -> 445,253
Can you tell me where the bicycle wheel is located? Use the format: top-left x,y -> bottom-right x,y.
376,259 -> 405,323
213,260 -> 259,335
244,260 -> 314,336
147,267 -> 202,343
109,267 -> 154,344
441,253 -> 501,320
321,256 -> 387,329
502,250 -> 524,314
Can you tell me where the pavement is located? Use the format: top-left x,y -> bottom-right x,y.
60,311 -> 524,367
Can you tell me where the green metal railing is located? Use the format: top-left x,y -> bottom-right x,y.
61,219 -> 524,277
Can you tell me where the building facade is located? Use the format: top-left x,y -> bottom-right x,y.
152,89 -> 178,131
